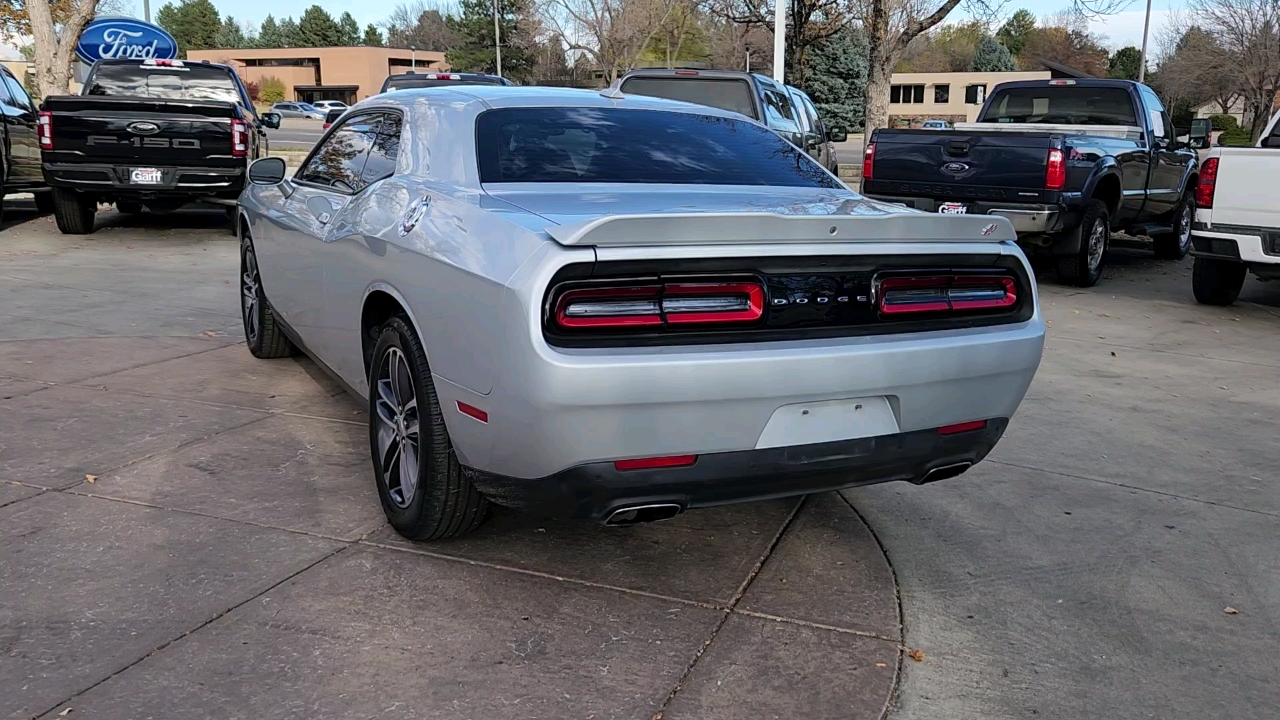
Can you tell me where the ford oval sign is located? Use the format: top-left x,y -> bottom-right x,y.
76,17 -> 178,64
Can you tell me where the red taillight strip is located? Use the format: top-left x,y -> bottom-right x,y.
863,142 -> 875,179
554,281 -> 765,330
938,419 -> 987,435
877,275 -> 1018,315
37,111 -> 53,150
663,282 -> 764,324
614,454 -> 697,471
1196,157 -> 1218,209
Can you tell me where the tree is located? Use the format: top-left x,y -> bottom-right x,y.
542,0 -> 685,84
708,0 -> 847,86
339,12 -> 361,46
1107,45 -> 1141,79
857,0 -> 967,133
1016,15 -> 1110,77
259,75 -> 286,103
258,14 -> 284,47
996,8 -> 1036,55
278,17 -> 302,47
1154,27 -> 1239,121
6,0 -> 101,97
805,27 -> 868,131
971,36 -> 1016,71
363,23 -> 385,46
156,0 -> 222,57
216,16 -> 248,48
1183,0 -> 1280,141
640,3 -> 710,67
898,20 -> 987,72
447,0 -> 537,79
386,1 -> 461,50
296,5 -> 343,47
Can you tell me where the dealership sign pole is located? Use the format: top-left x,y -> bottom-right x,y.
772,0 -> 785,83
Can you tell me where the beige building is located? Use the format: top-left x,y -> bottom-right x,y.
887,71 -> 1052,127
187,46 -> 449,104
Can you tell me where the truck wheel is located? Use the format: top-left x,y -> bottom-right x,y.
1056,199 -> 1109,287
369,315 -> 489,541
33,190 -> 54,214
115,201 -> 143,214
52,188 -> 97,235
1153,191 -> 1194,260
1192,257 -> 1247,306
240,236 -> 297,359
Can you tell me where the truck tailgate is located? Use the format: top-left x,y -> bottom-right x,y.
1211,149 -> 1280,230
42,96 -> 239,167
870,130 -> 1057,202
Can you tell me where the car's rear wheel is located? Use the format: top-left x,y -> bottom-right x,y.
1192,257 -> 1247,306
369,316 -> 489,540
1153,190 -> 1194,260
1057,199 -> 1109,287
52,188 -> 96,235
240,236 -> 296,358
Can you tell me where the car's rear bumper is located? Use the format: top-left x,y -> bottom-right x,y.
466,420 -> 1008,521
1190,226 -> 1280,264
864,194 -> 1070,234
42,162 -> 245,196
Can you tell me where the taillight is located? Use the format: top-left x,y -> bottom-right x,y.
876,274 -> 1018,316
1045,148 -> 1066,190
863,142 -> 875,179
1197,156 -> 1218,209
553,280 -> 765,330
322,122 -> 331,130
38,111 -> 53,150
231,119 -> 248,157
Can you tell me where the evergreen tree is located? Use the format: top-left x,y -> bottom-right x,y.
155,0 -> 221,57
1108,46 -> 1143,80
362,24 -> 385,47
216,16 -> 247,48
805,29 -> 868,132
257,15 -> 284,48
996,9 -> 1037,57
338,12 -> 361,46
297,6 -> 343,47
446,0 -> 535,81
278,18 -> 302,48
971,36 -> 1017,72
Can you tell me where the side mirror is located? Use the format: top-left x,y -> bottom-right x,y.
261,112 -> 281,129
249,157 -> 287,185
827,126 -> 848,143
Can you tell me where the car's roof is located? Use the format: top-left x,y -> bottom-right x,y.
379,84 -> 757,120
621,68 -> 771,83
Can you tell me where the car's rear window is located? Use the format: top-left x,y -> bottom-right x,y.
383,76 -> 503,92
982,87 -> 1137,126
85,63 -> 242,105
475,107 -> 837,187
618,77 -> 757,119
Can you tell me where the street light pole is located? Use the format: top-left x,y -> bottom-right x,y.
493,0 -> 503,78
1138,0 -> 1152,83
144,0 -> 150,22
772,0 -> 785,83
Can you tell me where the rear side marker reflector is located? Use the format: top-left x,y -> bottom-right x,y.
614,455 -> 697,471
938,420 -> 987,435
456,401 -> 488,423
877,275 -> 1017,315
555,281 -> 764,330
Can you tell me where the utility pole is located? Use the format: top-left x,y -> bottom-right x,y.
493,0 -> 503,78
746,50 -> 750,73
144,0 -> 151,22
1138,0 -> 1152,82
771,0 -> 785,82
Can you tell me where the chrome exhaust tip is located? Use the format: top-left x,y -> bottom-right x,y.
917,461 -> 972,484
603,503 -> 683,527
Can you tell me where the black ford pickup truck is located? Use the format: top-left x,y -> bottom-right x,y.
862,79 -> 1199,286
39,58 -> 280,234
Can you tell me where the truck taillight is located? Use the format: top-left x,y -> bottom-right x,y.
863,142 -> 875,179
876,274 -> 1018,316
1045,148 -> 1066,190
553,281 -> 765,330
38,111 -> 53,150
1196,157 -> 1218,209
231,119 -> 248,157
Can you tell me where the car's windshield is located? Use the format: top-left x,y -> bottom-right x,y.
85,64 -> 242,105
982,86 -> 1137,126
476,107 -> 837,187
297,103 -> 320,112
618,76 -> 758,120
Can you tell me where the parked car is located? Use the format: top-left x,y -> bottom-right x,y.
236,86 -> 1045,540
861,79 -> 1200,287
617,69 -> 846,172
270,102 -> 326,120
1,62 -> 52,223
38,58 -> 279,234
311,100 -> 348,112
322,108 -> 345,130
920,119 -> 952,130
380,71 -> 512,94
1189,109 -> 1280,305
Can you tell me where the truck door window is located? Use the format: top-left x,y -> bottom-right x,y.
788,91 -> 812,132
761,87 -> 801,134
1139,87 -> 1168,141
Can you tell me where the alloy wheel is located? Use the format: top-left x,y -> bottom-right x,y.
241,246 -> 260,344
1178,202 -> 1193,254
374,347 -> 421,508
1087,219 -> 1107,272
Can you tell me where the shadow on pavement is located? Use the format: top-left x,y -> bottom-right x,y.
0,196 -> 48,232
94,203 -> 234,233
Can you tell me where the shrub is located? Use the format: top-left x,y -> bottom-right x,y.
1218,126 -> 1253,146
243,79 -> 261,102
1209,114 -> 1239,132
259,76 -> 286,105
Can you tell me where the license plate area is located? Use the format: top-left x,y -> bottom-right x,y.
938,202 -> 968,215
130,168 -> 163,185
755,396 -> 899,450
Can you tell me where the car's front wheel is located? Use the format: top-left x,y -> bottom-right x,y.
369,316 -> 489,540
240,236 -> 296,358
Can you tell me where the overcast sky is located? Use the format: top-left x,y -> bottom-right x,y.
1,0 -> 1181,60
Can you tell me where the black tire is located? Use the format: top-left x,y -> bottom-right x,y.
52,187 -> 96,235
226,205 -> 239,236
1192,257 -> 1247,306
1153,190 -> 1195,260
115,200 -> 143,214
368,315 -> 489,541
240,236 -> 296,359
1057,199 -> 1110,287
33,190 -> 54,214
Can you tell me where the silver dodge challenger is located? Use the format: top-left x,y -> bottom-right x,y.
237,86 -> 1045,540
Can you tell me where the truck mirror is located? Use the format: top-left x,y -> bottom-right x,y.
249,157 -> 287,185
827,126 -> 847,143
261,112 -> 282,129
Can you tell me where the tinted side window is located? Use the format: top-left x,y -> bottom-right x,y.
1140,88 -> 1167,139
0,71 -> 14,107
761,86 -> 801,133
788,91 -> 812,132
2,72 -> 34,112
362,112 -> 402,184
800,94 -> 823,135
297,113 -> 381,193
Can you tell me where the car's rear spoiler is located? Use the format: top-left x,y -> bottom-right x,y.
545,212 -> 1017,247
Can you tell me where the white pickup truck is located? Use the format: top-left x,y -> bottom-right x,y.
1190,110 -> 1280,304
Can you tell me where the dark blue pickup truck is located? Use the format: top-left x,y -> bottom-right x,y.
862,79 -> 1199,287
